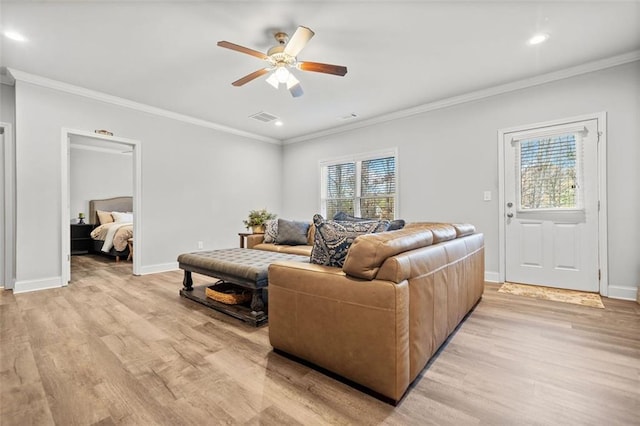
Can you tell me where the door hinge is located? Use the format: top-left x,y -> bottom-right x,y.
598,200 -> 600,211
597,131 -> 602,143
598,269 -> 601,281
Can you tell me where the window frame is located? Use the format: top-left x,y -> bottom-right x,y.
319,148 -> 399,219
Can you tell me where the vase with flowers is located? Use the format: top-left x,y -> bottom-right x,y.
243,208 -> 276,234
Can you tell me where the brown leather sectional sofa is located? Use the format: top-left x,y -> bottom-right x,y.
267,223 -> 485,403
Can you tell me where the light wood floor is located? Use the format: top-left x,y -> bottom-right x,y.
1,255 -> 638,425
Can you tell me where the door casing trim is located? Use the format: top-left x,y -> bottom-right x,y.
60,128 -> 142,285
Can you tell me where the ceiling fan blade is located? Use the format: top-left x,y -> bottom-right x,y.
217,41 -> 268,60
298,61 -> 347,76
284,26 -> 315,57
232,68 -> 270,86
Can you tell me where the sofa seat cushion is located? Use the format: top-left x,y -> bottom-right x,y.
343,228 -> 434,280
253,243 -> 313,257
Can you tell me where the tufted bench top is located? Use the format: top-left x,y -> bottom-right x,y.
178,248 -> 309,288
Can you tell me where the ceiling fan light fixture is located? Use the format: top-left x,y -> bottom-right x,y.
265,73 -> 279,89
286,73 -> 299,89
275,66 -> 290,83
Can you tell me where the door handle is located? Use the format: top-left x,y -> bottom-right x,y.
507,213 -> 514,218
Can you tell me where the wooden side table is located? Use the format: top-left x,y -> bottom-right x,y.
238,232 -> 252,248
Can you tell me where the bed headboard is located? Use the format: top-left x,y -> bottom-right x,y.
89,196 -> 133,225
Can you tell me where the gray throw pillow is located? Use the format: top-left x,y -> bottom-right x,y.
311,214 -> 390,267
275,219 -> 310,246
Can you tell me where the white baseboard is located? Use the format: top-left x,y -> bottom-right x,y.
139,262 -> 179,275
14,276 -> 64,294
606,285 -> 638,301
484,271 -> 500,283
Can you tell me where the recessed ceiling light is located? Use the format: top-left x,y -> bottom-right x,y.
4,31 -> 27,42
274,121 -> 283,127
528,33 -> 549,45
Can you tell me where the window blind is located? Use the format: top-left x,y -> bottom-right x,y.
519,134 -> 580,209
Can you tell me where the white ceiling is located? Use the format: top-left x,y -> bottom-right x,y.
1,1 -> 639,142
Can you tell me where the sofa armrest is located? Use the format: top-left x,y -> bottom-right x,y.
268,261 -> 411,402
246,233 -> 265,249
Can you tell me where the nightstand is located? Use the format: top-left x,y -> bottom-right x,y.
71,223 -> 94,255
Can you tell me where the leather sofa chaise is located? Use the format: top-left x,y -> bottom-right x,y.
267,222 -> 484,404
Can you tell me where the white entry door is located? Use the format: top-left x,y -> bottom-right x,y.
504,118 -> 600,292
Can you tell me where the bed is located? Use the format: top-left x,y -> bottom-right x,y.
88,196 -> 133,262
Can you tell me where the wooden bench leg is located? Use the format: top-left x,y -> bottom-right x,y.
182,270 -> 193,291
250,290 -> 264,313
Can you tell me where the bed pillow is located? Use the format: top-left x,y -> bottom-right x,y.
275,219 -> 310,246
263,219 -> 278,243
112,211 -> 133,223
311,214 -> 390,267
97,210 -> 114,225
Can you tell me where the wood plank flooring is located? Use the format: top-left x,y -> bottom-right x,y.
1,254 -> 638,425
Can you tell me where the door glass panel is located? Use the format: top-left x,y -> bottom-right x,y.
518,134 -> 580,210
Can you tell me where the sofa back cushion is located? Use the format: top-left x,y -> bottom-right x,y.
310,214 -> 390,267
403,222 -> 457,243
343,228 -> 434,280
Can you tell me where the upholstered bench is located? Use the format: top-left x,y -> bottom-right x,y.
178,248 -> 309,326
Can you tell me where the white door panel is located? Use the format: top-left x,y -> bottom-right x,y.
504,119 -> 599,292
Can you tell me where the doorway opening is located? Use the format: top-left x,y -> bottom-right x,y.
61,129 -> 142,285
498,113 -> 608,295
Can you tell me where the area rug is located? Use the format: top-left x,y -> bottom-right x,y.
498,282 -> 605,309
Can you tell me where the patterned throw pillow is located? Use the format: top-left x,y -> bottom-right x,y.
275,219 -> 310,246
332,211 -> 405,231
263,219 -> 278,243
311,214 -> 390,267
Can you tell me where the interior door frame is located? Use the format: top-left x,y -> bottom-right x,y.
61,128 -> 142,284
1,122 -> 15,290
497,112 -> 608,295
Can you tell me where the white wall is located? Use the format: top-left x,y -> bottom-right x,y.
14,80 -> 282,290
69,147 -> 133,223
281,61 -> 640,298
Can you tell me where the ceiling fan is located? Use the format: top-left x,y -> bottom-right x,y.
217,26 -> 347,98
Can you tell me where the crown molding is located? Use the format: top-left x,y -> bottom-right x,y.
283,50 -> 640,145
0,68 -> 15,86
6,68 -> 280,145
6,49 -> 639,146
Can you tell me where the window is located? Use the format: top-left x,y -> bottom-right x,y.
517,133 -> 582,210
321,150 -> 397,220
